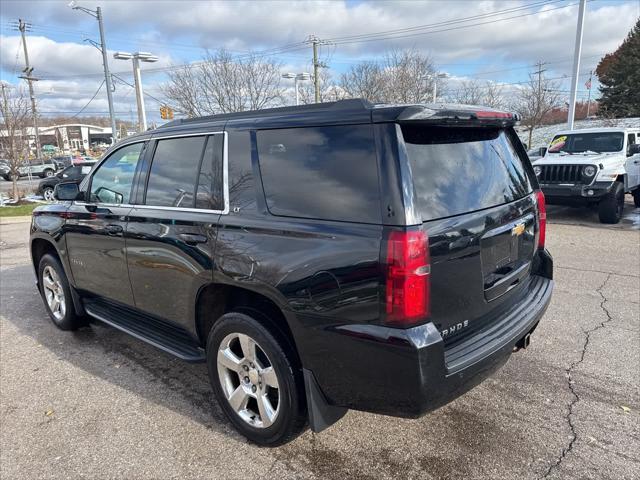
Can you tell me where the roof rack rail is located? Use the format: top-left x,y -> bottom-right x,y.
158,98 -> 373,128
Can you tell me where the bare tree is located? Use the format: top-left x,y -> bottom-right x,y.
162,65 -> 207,117
162,49 -> 285,116
452,79 -> 505,108
382,49 -> 438,104
0,85 -> 30,200
511,72 -> 561,148
339,49 -> 442,104
453,79 -> 484,105
339,61 -> 386,102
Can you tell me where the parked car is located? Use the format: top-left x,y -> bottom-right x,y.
30,99 -> 553,445
534,127 -> 640,223
1,159 -> 59,181
51,156 -> 75,169
527,146 -> 547,162
37,162 -> 95,202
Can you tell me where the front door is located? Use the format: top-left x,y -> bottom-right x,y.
125,132 -> 226,331
625,133 -> 640,189
65,141 -> 146,306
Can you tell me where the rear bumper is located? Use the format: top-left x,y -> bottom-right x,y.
541,181 -> 613,204
304,253 -> 554,418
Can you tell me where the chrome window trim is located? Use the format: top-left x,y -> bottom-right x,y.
146,130 -> 229,214
75,131 -> 229,215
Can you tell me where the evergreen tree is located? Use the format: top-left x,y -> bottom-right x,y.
596,19 -> 640,117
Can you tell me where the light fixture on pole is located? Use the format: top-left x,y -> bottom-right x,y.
282,72 -> 311,106
69,1 -> 117,144
114,51 -> 158,132
425,72 -> 449,103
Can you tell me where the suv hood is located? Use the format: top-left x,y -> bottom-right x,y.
538,151 -> 624,165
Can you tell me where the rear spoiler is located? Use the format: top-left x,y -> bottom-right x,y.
396,105 -> 519,127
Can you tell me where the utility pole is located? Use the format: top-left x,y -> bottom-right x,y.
16,19 -> 42,161
530,61 -> 546,149
312,38 -> 320,103
307,36 -> 327,104
568,0 -> 587,130
70,2 -> 117,144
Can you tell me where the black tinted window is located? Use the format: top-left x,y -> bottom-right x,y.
257,125 -> 380,223
228,131 -> 256,212
146,136 -> 206,207
195,135 -> 224,210
90,142 -> 143,204
402,126 -> 533,221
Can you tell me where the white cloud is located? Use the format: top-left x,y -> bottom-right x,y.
0,0 -> 636,121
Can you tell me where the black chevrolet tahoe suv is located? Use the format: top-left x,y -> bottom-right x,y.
30,99 -> 553,445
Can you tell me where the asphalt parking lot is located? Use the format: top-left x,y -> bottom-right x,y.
1,201 -> 638,480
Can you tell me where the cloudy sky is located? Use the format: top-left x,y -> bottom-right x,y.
0,0 -> 638,124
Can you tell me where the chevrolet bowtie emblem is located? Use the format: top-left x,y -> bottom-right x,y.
512,223 -> 526,236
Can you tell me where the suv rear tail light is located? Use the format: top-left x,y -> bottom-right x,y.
535,190 -> 546,249
385,230 -> 430,326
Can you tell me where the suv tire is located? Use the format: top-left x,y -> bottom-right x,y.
38,254 -> 82,331
43,169 -> 55,178
633,188 -> 640,208
598,181 -> 625,224
206,312 -> 307,446
42,186 -> 55,202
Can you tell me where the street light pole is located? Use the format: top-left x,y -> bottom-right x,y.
567,0 -> 587,130
282,72 -> 311,106
114,52 -> 158,132
69,2 -> 117,144
96,7 -> 117,143
132,56 -> 147,131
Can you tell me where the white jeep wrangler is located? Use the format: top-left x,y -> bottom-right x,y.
533,127 -> 640,224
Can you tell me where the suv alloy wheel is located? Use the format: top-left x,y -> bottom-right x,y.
43,186 -> 55,202
206,312 -> 307,445
38,254 -> 82,330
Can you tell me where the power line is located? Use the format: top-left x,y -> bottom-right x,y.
325,0 -> 560,43
71,79 -> 105,118
331,1 -> 589,45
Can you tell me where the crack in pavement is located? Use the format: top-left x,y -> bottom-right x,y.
540,273 -> 614,479
556,265 -> 639,279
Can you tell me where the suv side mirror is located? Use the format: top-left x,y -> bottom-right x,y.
628,144 -> 640,157
54,182 -> 81,201
539,147 -> 547,157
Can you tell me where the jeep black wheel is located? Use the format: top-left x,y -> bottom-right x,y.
633,189 -> 640,208
44,169 -> 55,177
598,181 -> 625,224
38,254 -> 81,331
206,312 -> 307,446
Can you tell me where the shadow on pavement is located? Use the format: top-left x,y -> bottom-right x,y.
1,264 -> 238,440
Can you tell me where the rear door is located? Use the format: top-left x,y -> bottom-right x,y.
125,131 -> 226,331
399,124 -> 538,340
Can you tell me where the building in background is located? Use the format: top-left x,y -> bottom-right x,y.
0,123 -> 138,157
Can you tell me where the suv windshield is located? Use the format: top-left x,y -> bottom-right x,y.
547,132 -> 624,154
402,126 -> 533,222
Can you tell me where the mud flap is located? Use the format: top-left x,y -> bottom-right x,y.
303,368 -> 348,433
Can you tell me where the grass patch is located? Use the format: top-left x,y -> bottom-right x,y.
0,203 -> 38,217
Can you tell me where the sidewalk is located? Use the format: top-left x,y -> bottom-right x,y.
0,216 -> 32,224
